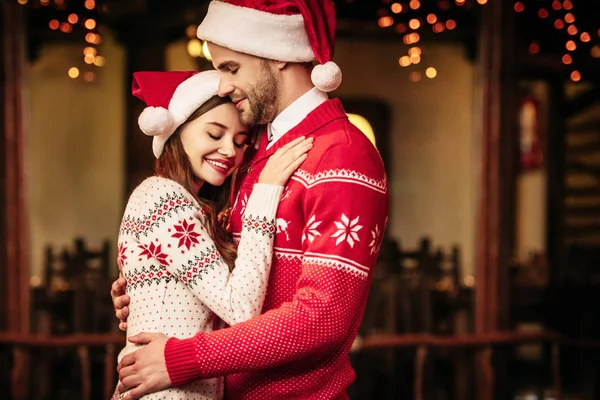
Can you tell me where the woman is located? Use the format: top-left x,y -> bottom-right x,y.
114,70 -> 312,399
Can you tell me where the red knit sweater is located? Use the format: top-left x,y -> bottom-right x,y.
165,99 -> 389,399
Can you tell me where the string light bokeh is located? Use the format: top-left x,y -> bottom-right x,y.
17,0 -> 107,82
374,0 -> 600,82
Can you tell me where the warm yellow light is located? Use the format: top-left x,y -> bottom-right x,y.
187,39 -> 203,58
566,40 -> 576,51
477,0 -> 487,4
17,0 -> 28,5
410,32 -> 420,43
93,56 -> 106,67
425,67 -> 437,78
84,19 -> 96,30
378,16 -> 394,28
84,0 -> 95,10
570,70 -> 581,82
391,3 -> 402,13
409,0 -> 420,10
346,114 -> 376,147
464,275 -> 475,287
68,67 -> 79,78
408,47 -> 422,56
410,54 -> 421,64
409,19 -> 421,30
84,55 -> 95,64
202,41 -> 212,61
85,33 -> 96,43
68,13 -> 78,24
83,46 -> 97,57
399,56 -> 411,67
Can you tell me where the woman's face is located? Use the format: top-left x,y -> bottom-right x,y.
180,102 -> 248,187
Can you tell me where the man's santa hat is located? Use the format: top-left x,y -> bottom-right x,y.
132,70 -> 220,158
197,0 -> 342,93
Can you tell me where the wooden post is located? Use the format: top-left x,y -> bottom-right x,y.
475,0 -> 517,398
1,1 -> 30,397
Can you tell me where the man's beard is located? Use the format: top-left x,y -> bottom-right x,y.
240,62 -> 280,125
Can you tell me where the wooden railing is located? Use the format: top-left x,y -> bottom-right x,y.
2,331 -> 599,399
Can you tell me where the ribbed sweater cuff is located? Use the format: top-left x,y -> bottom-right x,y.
244,184 -> 283,219
165,336 -> 202,386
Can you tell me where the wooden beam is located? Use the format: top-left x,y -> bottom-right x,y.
475,0 -> 516,398
546,81 -> 568,284
0,0 -> 29,336
1,2 -> 30,398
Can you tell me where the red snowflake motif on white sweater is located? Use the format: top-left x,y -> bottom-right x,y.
171,218 -> 201,250
138,242 -> 169,266
117,243 -> 127,270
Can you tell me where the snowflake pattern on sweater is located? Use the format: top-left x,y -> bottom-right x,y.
165,99 -> 389,399
115,176 -> 282,400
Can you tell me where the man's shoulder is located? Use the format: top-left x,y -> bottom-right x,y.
311,119 -> 384,170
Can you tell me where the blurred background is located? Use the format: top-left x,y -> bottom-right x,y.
1,0 -> 600,398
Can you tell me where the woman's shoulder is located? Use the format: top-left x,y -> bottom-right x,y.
127,176 -> 198,210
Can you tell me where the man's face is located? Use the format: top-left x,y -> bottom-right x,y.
208,42 -> 281,125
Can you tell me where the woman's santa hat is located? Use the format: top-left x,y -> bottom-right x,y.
132,70 -> 220,158
197,0 -> 342,93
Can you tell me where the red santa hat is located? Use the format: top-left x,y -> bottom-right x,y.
132,70 -> 220,158
197,0 -> 342,93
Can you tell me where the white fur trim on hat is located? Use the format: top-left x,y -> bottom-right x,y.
311,61 -> 342,92
144,70 -> 220,159
138,106 -> 174,137
197,1 -> 315,62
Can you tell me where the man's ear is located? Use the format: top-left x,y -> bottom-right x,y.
274,61 -> 287,70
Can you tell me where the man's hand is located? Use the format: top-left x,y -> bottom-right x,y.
111,274 -> 130,331
116,333 -> 171,399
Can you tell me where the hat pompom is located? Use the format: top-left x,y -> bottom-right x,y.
311,61 -> 342,92
138,106 -> 174,136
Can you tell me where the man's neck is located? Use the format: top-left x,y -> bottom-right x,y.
273,67 -> 315,119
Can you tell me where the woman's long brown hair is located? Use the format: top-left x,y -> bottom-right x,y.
155,95 -> 237,269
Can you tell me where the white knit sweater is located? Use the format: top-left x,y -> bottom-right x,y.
115,176 -> 282,400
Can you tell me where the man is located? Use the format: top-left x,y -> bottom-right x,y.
112,0 -> 389,398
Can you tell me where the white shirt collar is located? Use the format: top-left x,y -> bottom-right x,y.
266,87 -> 328,149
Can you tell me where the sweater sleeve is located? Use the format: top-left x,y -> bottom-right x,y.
134,178 -> 282,326
164,143 -> 389,385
